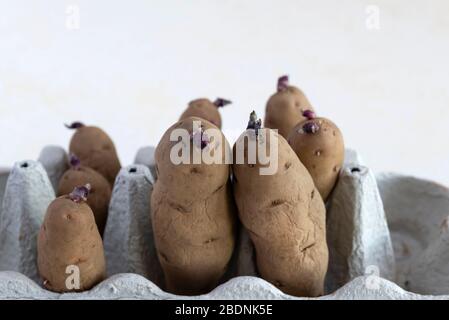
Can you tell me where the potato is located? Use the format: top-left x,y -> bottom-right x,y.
264,75 -> 314,138
232,112 -> 328,297
179,98 -> 231,129
66,122 -> 121,186
37,185 -> 106,292
151,116 -> 236,295
287,110 -> 344,201
57,154 -> 111,236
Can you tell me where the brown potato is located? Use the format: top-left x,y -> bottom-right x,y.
151,116 -> 236,295
232,113 -> 328,297
179,98 -> 231,129
66,122 -> 121,186
264,75 -> 314,138
37,185 -> 106,292
57,155 -> 111,236
288,111 -> 344,201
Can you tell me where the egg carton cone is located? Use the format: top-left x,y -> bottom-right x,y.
134,146 -> 156,182
1,271 -> 448,300
0,146 -> 449,299
103,164 -> 164,288
377,172 -> 449,295
0,167 -> 9,219
0,160 -> 55,283
37,145 -> 68,192
325,164 -> 395,293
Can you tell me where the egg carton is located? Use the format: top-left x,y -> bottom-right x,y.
0,146 -> 448,299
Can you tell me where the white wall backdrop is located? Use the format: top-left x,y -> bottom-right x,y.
1,0 -> 449,185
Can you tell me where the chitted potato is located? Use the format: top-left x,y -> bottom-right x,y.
264,75 -> 314,139
288,110 -> 344,201
151,116 -> 236,295
66,122 -> 121,186
179,98 -> 231,129
37,185 -> 106,292
232,112 -> 328,297
58,155 -> 111,236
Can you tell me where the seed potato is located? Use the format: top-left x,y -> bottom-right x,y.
66,122 -> 121,186
288,111 -> 344,201
57,156 -> 111,236
179,98 -> 231,129
151,116 -> 236,295
264,75 -> 314,138
37,186 -> 106,292
232,113 -> 328,297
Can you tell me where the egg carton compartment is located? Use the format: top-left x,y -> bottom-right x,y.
0,146 -> 448,299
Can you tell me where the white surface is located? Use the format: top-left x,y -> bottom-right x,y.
344,149 -> 365,167
0,1 -> 449,186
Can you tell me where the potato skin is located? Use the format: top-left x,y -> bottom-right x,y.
264,86 -> 314,139
288,117 -> 344,201
179,99 -> 222,128
151,116 -> 236,295
57,166 -> 111,236
69,126 -> 121,186
37,196 -> 106,292
232,129 -> 328,297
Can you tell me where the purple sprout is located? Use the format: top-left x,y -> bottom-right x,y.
277,75 -> 289,92
191,128 -> 210,150
213,98 -> 232,108
69,184 -> 91,203
247,111 -> 262,136
65,122 -> 85,129
302,110 -> 316,120
69,154 -> 81,170
302,122 -> 320,134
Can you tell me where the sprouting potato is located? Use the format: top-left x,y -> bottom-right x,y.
264,75 -> 314,138
232,112 -> 328,297
58,154 -> 111,236
288,110 -> 344,201
151,116 -> 236,295
37,184 -> 106,292
179,98 -> 231,129
66,122 -> 121,186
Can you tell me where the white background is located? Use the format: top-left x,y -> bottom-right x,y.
1,0 -> 449,186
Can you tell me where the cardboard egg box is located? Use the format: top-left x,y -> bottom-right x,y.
0,146 -> 448,299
